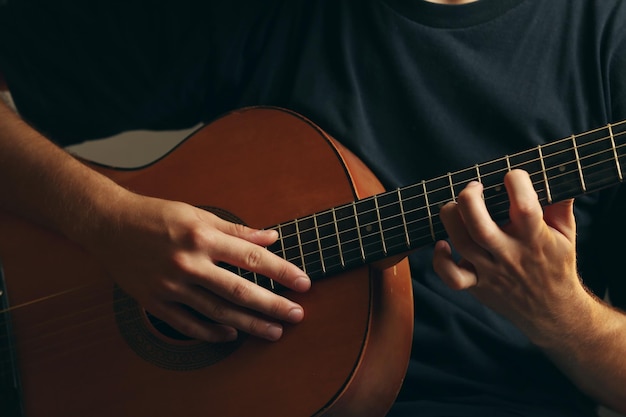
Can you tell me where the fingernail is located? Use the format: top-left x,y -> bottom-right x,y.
288,307 -> 304,323
294,276 -> 311,292
266,324 -> 283,341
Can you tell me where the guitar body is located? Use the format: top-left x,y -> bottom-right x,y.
0,107 -> 413,416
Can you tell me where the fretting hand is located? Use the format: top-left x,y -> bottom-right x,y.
432,169 -> 585,344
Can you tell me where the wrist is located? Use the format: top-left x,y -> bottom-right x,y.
524,282 -> 599,349
59,175 -> 138,248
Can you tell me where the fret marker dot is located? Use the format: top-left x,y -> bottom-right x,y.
495,186 -> 502,192
366,225 -> 373,232
559,165 -> 566,172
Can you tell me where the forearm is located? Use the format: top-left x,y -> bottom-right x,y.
535,288 -> 626,413
434,174 -> 626,413
0,100 -> 309,342
0,99 -> 130,242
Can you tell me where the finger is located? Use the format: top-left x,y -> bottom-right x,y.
503,170 -> 544,240
177,284 -> 291,341
190,261 -> 305,325
432,240 -> 478,290
439,200 -> 493,264
149,301 -> 239,343
543,199 -> 576,242
211,214 -> 279,247
211,232 -> 311,292
454,181 -> 506,255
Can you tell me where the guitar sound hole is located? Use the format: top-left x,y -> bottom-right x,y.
115,286 -> 246,371
114,206 -> 247,371
114,206 -> 249,370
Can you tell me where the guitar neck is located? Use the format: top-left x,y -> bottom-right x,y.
236,121 -> 626,289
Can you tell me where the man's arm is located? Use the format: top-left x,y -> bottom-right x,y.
433,170 -> 626,413
0,99 -> 310,342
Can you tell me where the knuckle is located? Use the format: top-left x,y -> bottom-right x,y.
232,222 -> 249,236
189,226 -> 212,248
170,251 -> 192,272
175,320 -> 201,339
208,301 -> 229,322
229,280 -> 251,303
169,252 -> 204,281
515,199 -> 537,217
245,318 -> 266,336
244,248 -> 264,270
245,318 -> 260,334
275,262 -> 291,283
475,226 -> 498,244
154,277 -> 182,297
179,222 -> 215,250
267,298 -> 284,317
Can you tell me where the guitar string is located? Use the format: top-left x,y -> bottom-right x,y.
0,153 -> 613,359
0,127 -> 623,330
0,151 -> 616,378
274,149 -> 620,265
274,125 -> 625,232
284,153 -> 621,278
0,161 -> 618,375
0,127 -> 624,364
0,129 -> 623,338
0,145 -> 620,372
188,133 -> 624,281
270,128 -> 626,258
0,153 -> 616,342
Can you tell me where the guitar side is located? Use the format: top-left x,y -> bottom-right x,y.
0,107 -> 413,417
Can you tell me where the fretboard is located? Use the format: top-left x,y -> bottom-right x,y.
232,121 -> 626,290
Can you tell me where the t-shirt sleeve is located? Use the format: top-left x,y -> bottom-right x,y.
0,1 -> 223,145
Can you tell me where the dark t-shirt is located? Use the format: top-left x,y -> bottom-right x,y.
2,1 -> 626,415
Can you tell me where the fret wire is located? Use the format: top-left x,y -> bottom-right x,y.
475,164 -> 486,202
281,139 -> 625,254
373,195 -> 388,255
609,123 -> 623,181
312,213 -> 326,275
290,147 -> 620,253
447,172 -> 456,202
399,130 -> 624,215
352,202 -> 366,261
572,135 -> 586,192
537,144 -> 552,204
287,158 -> 624,277
241,133 -> 626,279
398,188 -> 411,249
331,207 -> 345,268
422,180 -> 436,242
293,219 -> 306,274
271,132 -> 626,263
277,223 -> 287,260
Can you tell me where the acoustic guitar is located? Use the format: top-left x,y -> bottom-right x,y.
0,107 -> 624,416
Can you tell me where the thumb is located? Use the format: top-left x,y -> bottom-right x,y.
543,198 -> 576,242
